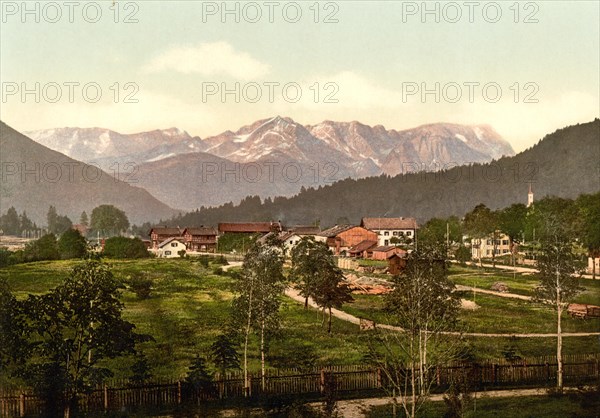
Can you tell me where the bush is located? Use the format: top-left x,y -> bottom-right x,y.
214,255 -> 229,265
198,255 -> 210,268
129,274 -> 152,299
212,266 -> 224,275
0,248 -> 13,267
455,245 -> 471,265
103,237 -> 149,259
23,234 -> 60,262
58,229 -> 87,259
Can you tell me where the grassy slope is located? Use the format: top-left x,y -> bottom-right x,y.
2,260 -> 599,380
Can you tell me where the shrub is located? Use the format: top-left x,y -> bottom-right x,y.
129,274 -> 152,299
58,229 -> 87,259
23,234 -> 60,262
103,237 -> 149,259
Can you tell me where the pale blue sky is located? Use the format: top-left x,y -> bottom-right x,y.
1,0 -> 598,151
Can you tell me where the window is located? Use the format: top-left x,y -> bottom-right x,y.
502,240 -> 509,245
407,231 -> 412,236
165,251 -> 172,255
393,231 -> 398,236
171,242 -> 177,247
384,231 -> 389,236
384,240 -> 389,245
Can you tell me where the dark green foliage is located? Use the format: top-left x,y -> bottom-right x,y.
129,352 -> 153,385
17,261 -> 148,415
198,255 -> 210,267
23,233 -> 60,262
0,279 -> 30,372
210,334 -> 240,375
90,204 -> 130,236
0,248 -> 13,267
128,273 -> 153,299
178,248 -> 186,258
322,372 -> 339,418
0,206 -> 20,235
455,245 -> 471,265
103,236 -> 149,259
185,355 -> 215,397
47,205 -> 72,234
216,255 -> 229,265
216,232 -> 258,253
57,228 -> 87,259
79,211 -> 89,227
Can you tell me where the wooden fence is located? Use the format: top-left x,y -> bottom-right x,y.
2,353 -> 598,417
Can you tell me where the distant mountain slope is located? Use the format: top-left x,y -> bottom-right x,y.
0,122 -> 177,224
25,117 -> 514,209
172,119 -> 600,226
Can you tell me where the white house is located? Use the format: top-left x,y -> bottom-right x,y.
156,237 -> 187,258
360,217 -> 418,247
470,232 -> 511,260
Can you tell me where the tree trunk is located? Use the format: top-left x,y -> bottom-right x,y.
328,307 -> 332,334
304,296 -> 308,309
261,320 -> 266,392
556,265 -> 563,391
557,296 -> 563,390
243,290 -> 253,397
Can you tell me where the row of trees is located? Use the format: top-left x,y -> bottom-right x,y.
417,193 -> 599,276
0,204 -> 130,238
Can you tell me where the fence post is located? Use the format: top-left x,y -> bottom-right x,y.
546,362 -> 550,383
103,384 -> 109,411
19,393 -> 25,417
377,368 -> 382,388
177,381 -> 182,405
320,369 -> 325,394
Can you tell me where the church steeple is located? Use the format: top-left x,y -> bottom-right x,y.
527,183 -> 534,208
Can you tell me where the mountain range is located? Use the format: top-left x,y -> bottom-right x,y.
170,119 -> 600,227
25,117 -> 515,210
0,122 -> 177,225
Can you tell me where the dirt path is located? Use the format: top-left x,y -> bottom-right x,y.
456,260 -> 596,280
454,284 -> 532,301
221,261 -> 243,271
284,289 -> 600,338
309,387 -> 571,418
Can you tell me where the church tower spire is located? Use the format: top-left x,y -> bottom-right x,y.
527,183 -> 534,208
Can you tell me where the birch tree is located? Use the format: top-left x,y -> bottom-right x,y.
534,233 -> 583,391
232,237 -> 285,395
367,248 -> 461,418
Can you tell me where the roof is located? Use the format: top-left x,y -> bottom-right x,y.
149,226 -> 181,236
360,217 -> 418,230
158,237 -> 185,248
349,240 -> 378,254
372,245 -> 401,252
318,225 -> 355,238
182,227 -> 218,236
289,225 -> 321,235
258,231 -> 298,244
218,222 -> 280,233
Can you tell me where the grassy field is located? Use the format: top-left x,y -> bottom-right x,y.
2,259 -> 599,381
366,393 -> 600,417
448,266 -> 600,305
1,258 -> 373,381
